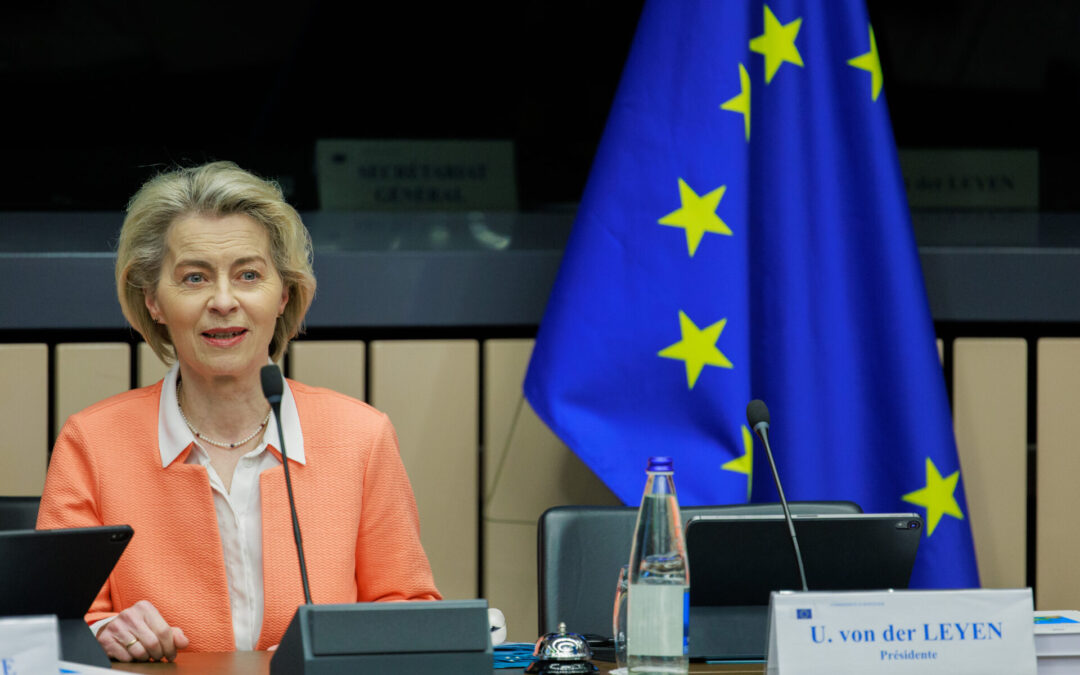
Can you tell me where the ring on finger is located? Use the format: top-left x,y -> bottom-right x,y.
120,636 -> 140,649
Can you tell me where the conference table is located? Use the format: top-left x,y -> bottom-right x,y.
112,651 -> 767,674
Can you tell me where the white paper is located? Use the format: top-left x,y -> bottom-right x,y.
766,589 -> 1036,675
1036,655 -> 1080,675
1034,610 -> 1080,634
1034,610 -> 1080,656
0,615 -> 60,675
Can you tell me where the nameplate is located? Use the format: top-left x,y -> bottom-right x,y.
898,148 -> 1038,210
315,139 -> 518,211
765,589 -> 1035,675
0,614 -> 59,675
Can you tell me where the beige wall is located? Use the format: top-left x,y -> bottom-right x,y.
1037,339 -> 1080,609
0,336 -> 1060,636
952,339 -> 1027,590
368,339 -> 480,601
482,339 -> 620,639
0,345 -> 48,495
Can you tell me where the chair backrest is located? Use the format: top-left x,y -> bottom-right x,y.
0,496 -> 41,531
536,501 -> 862,638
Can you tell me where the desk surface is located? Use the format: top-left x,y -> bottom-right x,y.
112,652 -> 766,674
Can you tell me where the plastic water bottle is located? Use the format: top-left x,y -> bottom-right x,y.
626,456 -> 689,674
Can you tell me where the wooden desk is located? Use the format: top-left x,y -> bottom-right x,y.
114,652 -> 267,673
113,651 -> 269,675
113,652 -> 766,674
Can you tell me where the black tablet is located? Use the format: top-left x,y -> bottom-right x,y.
685,513 -> 922,661
0,525 -> 132,619
0,525 -> 133,667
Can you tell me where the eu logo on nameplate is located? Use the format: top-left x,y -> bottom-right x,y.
765,589 -> 1036,675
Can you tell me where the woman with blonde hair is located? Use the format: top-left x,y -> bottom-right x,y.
38,161 -> 440,662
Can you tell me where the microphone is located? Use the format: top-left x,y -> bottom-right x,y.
746,399 -> 808,592
261,364 -> 313,605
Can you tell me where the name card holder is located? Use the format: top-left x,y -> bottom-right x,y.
270,600 -> 492,675
0,614 -> 60,674
765,588 -> 1035,675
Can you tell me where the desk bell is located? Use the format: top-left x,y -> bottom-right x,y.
525,622 -> 598,674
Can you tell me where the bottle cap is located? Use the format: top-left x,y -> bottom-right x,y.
647,456 -> 673,472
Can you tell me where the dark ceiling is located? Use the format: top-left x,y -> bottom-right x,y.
2,1 -> 1078,210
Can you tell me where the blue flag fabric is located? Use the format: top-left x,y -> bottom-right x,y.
524,0 -> 979,588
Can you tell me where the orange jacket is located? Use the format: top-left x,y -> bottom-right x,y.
37,379 -> 441,651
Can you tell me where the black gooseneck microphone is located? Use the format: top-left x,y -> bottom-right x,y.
746,399 -> 809,592
261,364 -> 313,605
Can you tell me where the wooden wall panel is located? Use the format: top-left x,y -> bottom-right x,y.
11,334 -> 1047,626
952,338 -> 1027,589
0,345 -> 48,495
137,342 -> 171,388
1037,339 -> 1080,609
54,343 -> 131,437
369,340 -> 479,600
483,339 -> 620,640
288,341 -> 366,401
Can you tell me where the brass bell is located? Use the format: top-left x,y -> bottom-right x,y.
525,622 -> 598,674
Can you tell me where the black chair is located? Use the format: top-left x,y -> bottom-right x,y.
0,496 -> 41,531
536,501 -> 861,638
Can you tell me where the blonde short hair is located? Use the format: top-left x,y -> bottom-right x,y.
116,161 -> 316,364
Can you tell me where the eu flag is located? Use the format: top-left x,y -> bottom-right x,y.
524,0 -> 979,587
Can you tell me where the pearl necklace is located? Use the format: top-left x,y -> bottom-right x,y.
176,379 -> 271,449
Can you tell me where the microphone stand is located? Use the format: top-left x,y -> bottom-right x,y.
262,365 -> 313,605
748,399 -> 809,592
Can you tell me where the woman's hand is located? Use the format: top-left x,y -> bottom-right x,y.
97,600 -> 190,662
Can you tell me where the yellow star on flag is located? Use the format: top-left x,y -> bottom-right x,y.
902,457 -> 964,536
657,310 -> 733,389
749,5 -> 803,84
658,178 -> 731,257
720,63 -> 751,141
847,25 -> 883,101
722,425 -> 754,500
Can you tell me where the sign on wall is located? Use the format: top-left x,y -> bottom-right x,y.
316,139 -> 518,211
899,149 -> 1038,210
